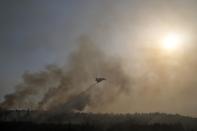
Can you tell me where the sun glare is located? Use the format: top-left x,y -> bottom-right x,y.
162,32 -> 183,51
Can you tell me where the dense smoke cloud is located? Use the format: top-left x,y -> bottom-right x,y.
1,0 -> 197,117
0,36 -> 131,112
0,65 -> 63,109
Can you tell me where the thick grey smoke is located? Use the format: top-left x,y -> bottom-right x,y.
0,36 -> 131,112
2,0 -> 197,117
0,65 -> 63,110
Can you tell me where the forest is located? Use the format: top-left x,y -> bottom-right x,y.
0,110 -> 196,131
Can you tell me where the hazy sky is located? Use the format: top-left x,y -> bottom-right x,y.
0,0 -> 87,98
1,0 -> 197,116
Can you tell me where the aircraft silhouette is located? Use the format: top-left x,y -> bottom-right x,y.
95,77 -> 106,83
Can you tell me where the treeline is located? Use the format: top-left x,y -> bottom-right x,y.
0,121 -> 188,131
0,110 -> 197,131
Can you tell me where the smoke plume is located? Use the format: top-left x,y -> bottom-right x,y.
0,36 -> 131,112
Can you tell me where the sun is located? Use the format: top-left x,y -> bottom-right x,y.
162,32 -> 183,51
